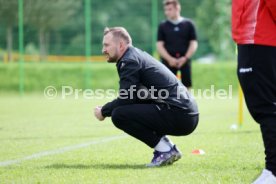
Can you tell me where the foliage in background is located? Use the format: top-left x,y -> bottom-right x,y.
0,0 -> 18,61
24,0 -> 81,60
196,0 -> 235,59
0,0 -> 235,60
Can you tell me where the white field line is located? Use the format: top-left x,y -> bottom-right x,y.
0,134 -> 127,167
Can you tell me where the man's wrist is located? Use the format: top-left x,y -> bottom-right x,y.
100,108 -> 105,118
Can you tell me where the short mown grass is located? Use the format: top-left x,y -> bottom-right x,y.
0,94 -> 264,184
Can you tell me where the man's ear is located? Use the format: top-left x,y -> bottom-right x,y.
119,40 -> 125,51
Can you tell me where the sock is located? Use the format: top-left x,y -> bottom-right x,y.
161,135 -> 175,148
154,138 -> 171,152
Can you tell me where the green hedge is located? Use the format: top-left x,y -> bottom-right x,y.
0,61 -> 238,93
192,62 -> 238,92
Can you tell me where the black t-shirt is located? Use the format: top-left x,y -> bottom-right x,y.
157,18 -> 197,57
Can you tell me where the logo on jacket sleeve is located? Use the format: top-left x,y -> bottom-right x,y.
239,67 -> 253,73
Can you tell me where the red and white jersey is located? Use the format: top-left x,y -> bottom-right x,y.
232,0 -> 276,46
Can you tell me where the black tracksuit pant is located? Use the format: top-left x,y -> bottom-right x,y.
111,103 -> 199,148
237,44 -> 276,176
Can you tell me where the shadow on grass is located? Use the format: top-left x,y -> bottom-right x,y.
45,163 -> 149,170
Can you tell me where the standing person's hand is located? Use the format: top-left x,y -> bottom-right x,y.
94,106 -> 105,121
177,56 -> 188,69
168,58 -> 178,68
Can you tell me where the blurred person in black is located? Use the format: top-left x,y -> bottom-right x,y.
157,0 -> 198,89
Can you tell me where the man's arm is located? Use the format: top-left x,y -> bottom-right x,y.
100,60 -> 140,117
265,0 -> 276,21
184,40 -> 198,59
156,41 -> 178,67
178,20 -> 198,68
177,40 -> 198,68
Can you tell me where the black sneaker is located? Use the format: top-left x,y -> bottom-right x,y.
146,148 -> 177,167
161,136 -> 182,161
171,145 -> 182,161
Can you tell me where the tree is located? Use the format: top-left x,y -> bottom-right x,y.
195,0 -> 234,59
0,0 -> 18,61
24,0 -> 81,60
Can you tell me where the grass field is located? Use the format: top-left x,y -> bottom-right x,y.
0,62 -> 238,93
0,94 -> 264,184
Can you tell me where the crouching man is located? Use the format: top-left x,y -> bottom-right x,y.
94,27 -> 199,167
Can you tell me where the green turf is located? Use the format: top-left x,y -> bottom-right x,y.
0,95 -> 264,183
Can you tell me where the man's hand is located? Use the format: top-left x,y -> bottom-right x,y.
177,56 -> 188,69
168,58 -> 178,68
94,106 -> 105,121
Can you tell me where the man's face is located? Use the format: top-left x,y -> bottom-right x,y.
164,4 -> 178,20
102,33 -> 120,63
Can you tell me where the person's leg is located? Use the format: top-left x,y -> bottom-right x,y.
170,67 -> 178,76
111,103 -> 198,166
180,60 -> 192,88
156,104 -> 198,136
260,119 -> 276,177
237,44 -> 276,181
111,103 -> 174,166
111,104 -> 167,148
111,103 -> 198,147
237,45 -> 276,122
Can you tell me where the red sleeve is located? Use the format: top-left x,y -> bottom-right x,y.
265,0 -> 276,21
